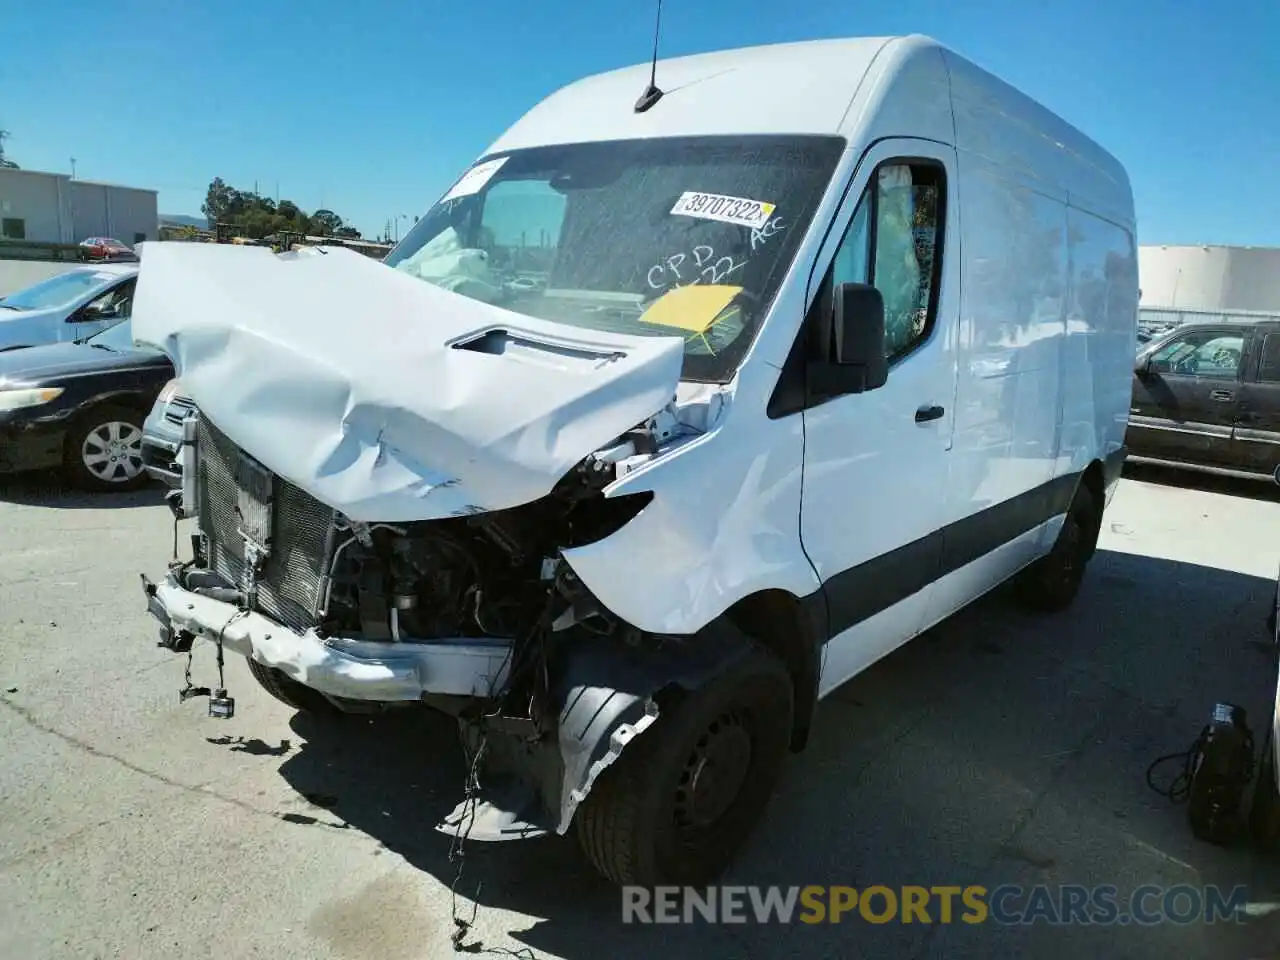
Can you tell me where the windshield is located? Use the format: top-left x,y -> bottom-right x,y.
0,271 -> 118,311
384,135 -> 845,382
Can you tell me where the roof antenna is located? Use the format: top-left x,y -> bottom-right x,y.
634,0 -> 665,113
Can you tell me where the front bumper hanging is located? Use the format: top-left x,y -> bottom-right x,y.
142,571 -> 513,702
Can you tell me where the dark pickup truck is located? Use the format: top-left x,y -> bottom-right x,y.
1129,319 -> 1280,482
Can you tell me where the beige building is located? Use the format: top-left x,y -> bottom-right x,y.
0,167 -> 158,246
1139,244 -> 1280,312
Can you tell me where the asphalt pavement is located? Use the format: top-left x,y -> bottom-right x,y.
1,464 -> 1279,959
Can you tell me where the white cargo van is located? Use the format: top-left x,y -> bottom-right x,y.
135,34 -> 1138,887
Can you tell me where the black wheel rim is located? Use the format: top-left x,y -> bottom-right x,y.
673,710 -> 754,834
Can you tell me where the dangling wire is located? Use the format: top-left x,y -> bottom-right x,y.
1146,728 -> 1209,803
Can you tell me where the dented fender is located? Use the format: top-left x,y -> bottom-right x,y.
546,618 -> 752,833
552,617 -> 760,833
441,618 -> 754,841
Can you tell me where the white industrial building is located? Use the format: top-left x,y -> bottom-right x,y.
1139,244 -> 1280,313
0,167 -> 158,246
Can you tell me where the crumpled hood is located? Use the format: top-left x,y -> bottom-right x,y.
130,242 -> 684,522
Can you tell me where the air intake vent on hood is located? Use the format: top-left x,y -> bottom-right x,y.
451,328 -> 625,371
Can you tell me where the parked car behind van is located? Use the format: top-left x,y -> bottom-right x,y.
1128,320 -> 1280,481
134,34 -> 1139,887
0,316 -> 172,489
0,264 -> 138,352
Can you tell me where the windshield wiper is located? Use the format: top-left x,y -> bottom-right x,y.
86,342 -> 116,352
0,303 -> 20,311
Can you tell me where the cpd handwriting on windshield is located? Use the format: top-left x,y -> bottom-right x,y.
646,216 -> 786,291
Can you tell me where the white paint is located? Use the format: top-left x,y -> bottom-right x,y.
669,191 -> 776,229
819,516 -> 1064,697
440,156 -> 508,203
140,34 -> 1137,703
129,241 -> 685,522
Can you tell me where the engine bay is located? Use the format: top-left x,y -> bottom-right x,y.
315,456 -> 654,646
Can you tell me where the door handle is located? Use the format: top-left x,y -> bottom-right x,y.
1210,390 -> 1234,402
915,404 -> 945,423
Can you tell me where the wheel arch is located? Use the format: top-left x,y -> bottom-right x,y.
723,587 -> 823,752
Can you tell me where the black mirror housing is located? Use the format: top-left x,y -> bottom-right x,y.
1134,353 -> 1151,375
830,282 -> 888,392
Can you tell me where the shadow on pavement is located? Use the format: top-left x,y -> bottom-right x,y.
274,550 -> 1280,960
0,469 -> 166,509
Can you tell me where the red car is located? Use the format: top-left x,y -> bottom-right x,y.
79,237 -> 137,262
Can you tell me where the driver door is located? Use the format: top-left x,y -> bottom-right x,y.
793,139 -> 959,695
63,277 -> 136,342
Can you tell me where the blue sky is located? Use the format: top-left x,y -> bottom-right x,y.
2,0 -> 1276,245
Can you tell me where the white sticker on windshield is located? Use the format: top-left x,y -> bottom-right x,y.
441,157 -> 508,203
671,191 -> 776,229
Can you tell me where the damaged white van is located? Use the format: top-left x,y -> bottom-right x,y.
135,34 -> 1137,887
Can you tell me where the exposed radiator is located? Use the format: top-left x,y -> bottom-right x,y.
194,416 -> 337,633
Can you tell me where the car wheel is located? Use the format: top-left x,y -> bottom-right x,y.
575,642 -> 793,887
1014,484 -> 1099,613
245,657 -> 340,714
65,405 -> 148,492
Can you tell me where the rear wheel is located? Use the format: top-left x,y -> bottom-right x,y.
64,405 -> 147,492
575,643 -> 793,887
1014,484 -> 1099,613
245,657 -> 340,714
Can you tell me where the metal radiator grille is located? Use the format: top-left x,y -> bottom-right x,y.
194,417 -> 337,633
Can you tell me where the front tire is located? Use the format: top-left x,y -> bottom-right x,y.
64,405 -> 147,492
575,642 -> 794,887
1014,484 -> 1099,613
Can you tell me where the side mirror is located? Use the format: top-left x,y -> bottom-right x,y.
830,282 -> 888,392
1134,353 -> 1151,376
74,302 -> 115,323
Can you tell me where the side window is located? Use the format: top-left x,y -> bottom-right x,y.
80,279 -> 136,320
826,161 -> 944,362
1149,331 -> 1244,379
1,217 -> 24,240
1258,333 -> 1280,383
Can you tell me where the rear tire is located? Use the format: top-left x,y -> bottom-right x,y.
575,642 -> 793,887
64,404 -> 147,492
245,657 -> 340,714
1014,484 -> 1099,613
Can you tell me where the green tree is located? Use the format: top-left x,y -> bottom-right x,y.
309,209 -> 343,236
0,129 -> 18,169
200,178 -> 362,240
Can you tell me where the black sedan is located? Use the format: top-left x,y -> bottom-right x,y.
0,318 -> 173,491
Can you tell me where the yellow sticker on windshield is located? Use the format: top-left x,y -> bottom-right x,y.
639,284 -> 743,334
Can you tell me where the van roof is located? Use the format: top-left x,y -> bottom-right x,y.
485,34 -> 1132,226
487,35 -> 898,150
